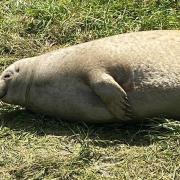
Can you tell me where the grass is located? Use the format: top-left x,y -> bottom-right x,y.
0,0 -> 180,179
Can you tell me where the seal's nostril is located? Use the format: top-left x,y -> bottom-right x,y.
2,70 -> 14,80
4,74 -> 11,79
3,73 -> 12,80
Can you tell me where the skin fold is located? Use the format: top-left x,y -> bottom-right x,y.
0,30 -> 179,123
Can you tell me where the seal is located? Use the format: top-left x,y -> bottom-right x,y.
0,30 -> 179,123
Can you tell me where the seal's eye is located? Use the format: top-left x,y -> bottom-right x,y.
15,67 -> 19,73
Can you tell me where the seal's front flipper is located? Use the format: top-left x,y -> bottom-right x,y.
88,70 -> 132,121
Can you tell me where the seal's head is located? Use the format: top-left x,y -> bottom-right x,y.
0,58 -> 35,105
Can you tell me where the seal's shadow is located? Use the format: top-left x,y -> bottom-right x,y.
0,105 -> 176,147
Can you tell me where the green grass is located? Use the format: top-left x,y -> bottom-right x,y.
0,0 -> 180,179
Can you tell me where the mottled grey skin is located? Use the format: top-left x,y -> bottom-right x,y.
0,30 -> 180,123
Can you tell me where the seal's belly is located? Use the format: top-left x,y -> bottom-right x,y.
28,77 -> 114,122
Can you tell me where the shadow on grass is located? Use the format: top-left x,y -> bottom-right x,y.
0,105 -> 179,147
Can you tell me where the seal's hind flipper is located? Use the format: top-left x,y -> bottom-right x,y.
88,70 -> 132,121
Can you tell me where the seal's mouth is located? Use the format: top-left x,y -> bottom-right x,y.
0,69 -> 15,100
0,80 -> 8,99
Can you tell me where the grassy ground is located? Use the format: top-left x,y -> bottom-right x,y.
0,0 -> 180,179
